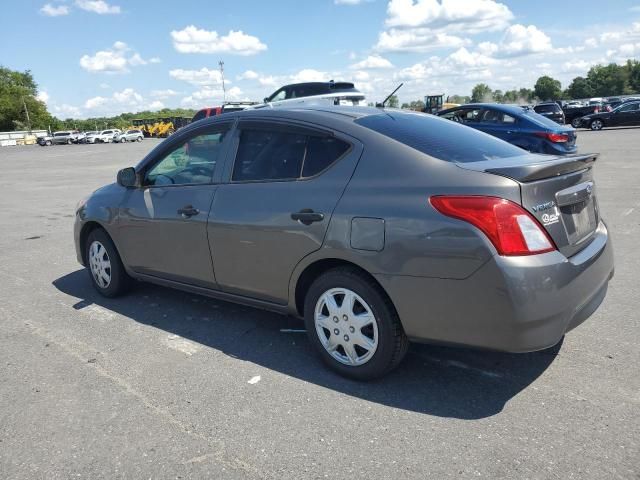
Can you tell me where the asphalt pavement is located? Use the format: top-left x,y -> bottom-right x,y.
0,130 -> 638,479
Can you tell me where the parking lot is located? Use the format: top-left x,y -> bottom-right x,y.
0,129 -> 638,479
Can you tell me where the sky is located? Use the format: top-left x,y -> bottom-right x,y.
2,0 -> 640,118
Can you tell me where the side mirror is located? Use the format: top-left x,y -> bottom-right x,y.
117,167 -> 138,188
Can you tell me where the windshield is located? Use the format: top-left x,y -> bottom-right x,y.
54,132 -> 70,136
522,110 -> 568,129
355,111 -> 527,163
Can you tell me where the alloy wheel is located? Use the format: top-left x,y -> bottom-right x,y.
89,240 -> 112,288
314,288 -> 378,366
591,119 -> 603,130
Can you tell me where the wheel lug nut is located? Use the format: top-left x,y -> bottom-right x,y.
344,335 -> 349,341
343,315 -> 348,321
349,326 -> 355,333
333,316 -> 339,323
334,329 -> 339,335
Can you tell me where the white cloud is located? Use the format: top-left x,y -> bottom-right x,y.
562,59 -> 598,73
180,86 -> 243,108
335,0 -> 369,4
79,42 -> 156,73
237,70 -> 260,80
258,75 -> 278,87
350,55 -> 394,69
99,83 -> 110,89
36,91 -> 50,103
150,89 -> 180,98
84,96 -> 108,109
40,3 -> 69,16
448,47 -> 495,67
169,67 -> 226,86
376,29 -> 468,53
488,24 -> 552,57
585,37 -> 598,48
149,57 -> 161,64
171,26 -> 267,55
148,100 -> 164,110
384,0 -> 513,33
75,0 -> 121,14
289,69 -> 329,83
113,88 -> 143,105
53,104 -> 82,118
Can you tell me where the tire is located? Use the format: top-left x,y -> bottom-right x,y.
45,140 -> 52,146
590,119 -> 604,131
67,139 -> 73,145
571,118 -> 581,128
85,228 -> 131,298
136,136 -> 142,142
120,137 -> 127,143
303,267 -> 409,380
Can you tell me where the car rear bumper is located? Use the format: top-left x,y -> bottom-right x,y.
375,221 -> 614,352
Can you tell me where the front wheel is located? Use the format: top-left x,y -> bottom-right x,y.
45,140 -> 52,146
120,137 -> 127,143
571,118 -> 582,128
86,229 -> 131,298
590,119 -> 604,131
304,268 -> 409,380
67,139 -> 73,145
136,136 -> 142,142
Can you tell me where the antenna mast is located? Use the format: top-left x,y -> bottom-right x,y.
219,60 -> 226,103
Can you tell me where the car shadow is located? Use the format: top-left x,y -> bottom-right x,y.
53,269 -> 561,420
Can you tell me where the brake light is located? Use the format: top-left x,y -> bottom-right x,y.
535,132 -> 569,143
430,196 -> 556,256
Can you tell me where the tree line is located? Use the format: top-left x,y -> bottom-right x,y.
401,59 -> 640,108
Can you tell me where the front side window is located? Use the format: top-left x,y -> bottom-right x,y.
145,128 -> 229,186
618,102 -> 639,112
267,89 -> 286,102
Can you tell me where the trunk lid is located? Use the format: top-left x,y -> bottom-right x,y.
458,153 -> 599,257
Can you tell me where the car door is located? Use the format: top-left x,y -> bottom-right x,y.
116,122 -> 232,288
208,120 -> 362,304
613,102 -> 640,126
478,109 -> 518,142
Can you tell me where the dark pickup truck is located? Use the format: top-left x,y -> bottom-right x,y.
563,104 -> 602,128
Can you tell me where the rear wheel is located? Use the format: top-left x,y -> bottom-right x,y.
136,136 -> 142,142
303,268 -> 409,380
571,118 -> 581,128
45,140 -> 52,146
85,229 -> 131,298
120,137 -> 127,143
590,119 -> 604,130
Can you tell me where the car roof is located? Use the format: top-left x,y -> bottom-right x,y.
441,103 -> 529,115
278,81 -> 355,89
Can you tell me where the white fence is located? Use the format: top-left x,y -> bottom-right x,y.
0,130 -> 48,147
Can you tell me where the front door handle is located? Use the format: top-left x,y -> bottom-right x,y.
291,209 -> 324,225
177,205 -> 200,218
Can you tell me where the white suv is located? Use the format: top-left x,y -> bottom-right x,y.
253,81 -> 367,109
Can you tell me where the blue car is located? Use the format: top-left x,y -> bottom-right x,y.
437,103 -> 577,155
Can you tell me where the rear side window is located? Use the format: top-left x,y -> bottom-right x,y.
302,136 -> 350,177
233,130 -> 306,181
481,110 -> 516,124
355,112 -> 526,163
232,127 -> 350,181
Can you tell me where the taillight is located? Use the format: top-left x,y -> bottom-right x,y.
430,196 -> 556,256
535,132 -> 569,143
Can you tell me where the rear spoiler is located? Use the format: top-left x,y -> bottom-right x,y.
485,153 -> 598,182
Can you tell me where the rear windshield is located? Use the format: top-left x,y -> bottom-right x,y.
534,104 -> 561,113
192,109 -> 208,122
355,112 -> 526,163
522,110 -> 567,129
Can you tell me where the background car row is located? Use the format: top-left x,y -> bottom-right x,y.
38,129 -> 144,146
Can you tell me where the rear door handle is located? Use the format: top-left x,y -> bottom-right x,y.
291,209 -> 324,225
177,205 -> 200,218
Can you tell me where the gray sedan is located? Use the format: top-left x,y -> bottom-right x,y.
74,107 -> 614,379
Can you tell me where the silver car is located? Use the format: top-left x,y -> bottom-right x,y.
114,129 -> 144,143
51,131 -> 80,145
74,107 -> 614,379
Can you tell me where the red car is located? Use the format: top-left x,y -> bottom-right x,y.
192,102 -> 257,122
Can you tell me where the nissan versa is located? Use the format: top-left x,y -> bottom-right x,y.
74,107 -> 614,380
